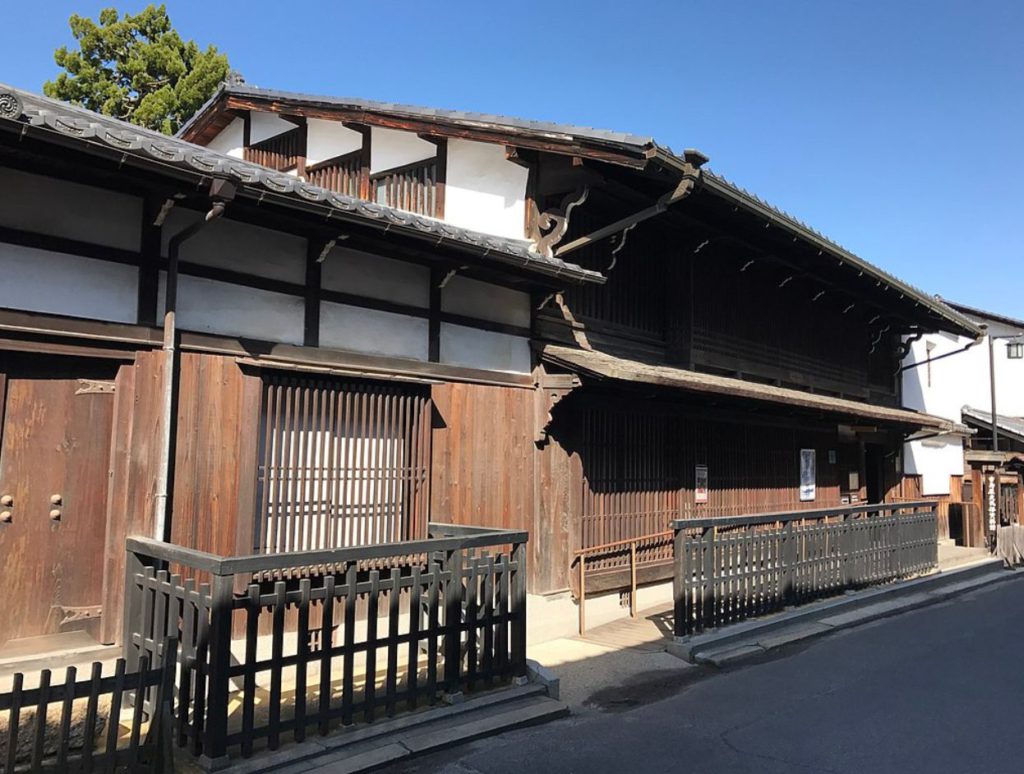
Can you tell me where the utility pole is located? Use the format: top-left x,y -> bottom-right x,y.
987,330 -> 1000,548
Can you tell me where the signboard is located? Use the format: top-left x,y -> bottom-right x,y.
695,464 -> 709,504
799,448 -> 816,502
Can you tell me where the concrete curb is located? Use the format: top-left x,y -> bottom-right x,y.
668,559 -> 1020,666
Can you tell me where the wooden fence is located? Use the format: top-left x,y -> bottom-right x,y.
123,523 -> 527,768
1,639 -> 176,774
673,501 -> 938,637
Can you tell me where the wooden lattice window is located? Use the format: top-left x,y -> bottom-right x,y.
371,159 -> 440,217
244,126 -> 306,172
305,150 -> 363,198
255,373 -> 432,553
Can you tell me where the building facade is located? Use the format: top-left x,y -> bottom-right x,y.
0,82 -> 978,650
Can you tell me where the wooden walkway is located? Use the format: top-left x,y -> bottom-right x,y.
578,604 -> 674,652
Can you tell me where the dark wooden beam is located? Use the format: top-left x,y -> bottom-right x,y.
225,95 -> 649,169
137,196 -> 162,326
304,239 -> 323,347
429,267 -> 443,362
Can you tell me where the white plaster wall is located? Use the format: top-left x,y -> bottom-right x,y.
160,210 -> 306,284
903,332 -> 1024,419
320,302 -> 429,361
903,329 -> 1024,494
249,111 -> 297,144
441,275 -> 530,328
204,116 -> 244,159
321,246 -> 430,308
370,127 -> 435,173
903,437 -> 964,495
444,139 -> 528,240
439,323 -> 531,373
0,167 -> 141,251
0,243 -> 137,323
306,119 -> 363,166
158,273 -> 304,344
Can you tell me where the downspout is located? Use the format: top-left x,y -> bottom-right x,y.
894,325 -> 987,374
153,181 -> 235,541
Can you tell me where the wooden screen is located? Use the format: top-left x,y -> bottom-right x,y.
371,159 -> 439,217
255,374 -> 431,553
244,127 -> 306,172
306,151 -> 362,198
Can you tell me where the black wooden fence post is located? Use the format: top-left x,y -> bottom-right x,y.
783,521 -> 797,607
201,571 -> 234,768
443,547 -> 464,696
123,547 -> 147,672
511,540 -> 528,676
672,524 -> 687,637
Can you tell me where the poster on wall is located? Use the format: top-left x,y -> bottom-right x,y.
695,464 -> 709,503
799,448 -> 816,502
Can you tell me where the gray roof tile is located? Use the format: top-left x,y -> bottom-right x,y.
0,84 -> 603,285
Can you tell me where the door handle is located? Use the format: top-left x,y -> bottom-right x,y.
1,494 -> 12,523
50,494 -> 62,521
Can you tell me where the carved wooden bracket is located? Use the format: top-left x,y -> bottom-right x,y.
528,187 -> 590,258
535,368 -> 582,445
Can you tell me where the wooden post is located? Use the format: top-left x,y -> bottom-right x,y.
578,555 -> 586,636
701,526 -> 716,631
673,525 -> 687,637
201,572 -> 234,768
630,541 -> 638,619
443,548 -> 464,696
511,540 -> 528,676
122,547 -> 147,670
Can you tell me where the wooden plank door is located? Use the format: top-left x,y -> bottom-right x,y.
0,369 -> 115,646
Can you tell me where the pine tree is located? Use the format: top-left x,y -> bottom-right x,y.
44,4 -> 231,135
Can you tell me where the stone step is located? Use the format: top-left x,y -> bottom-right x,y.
224,682 -> 567,774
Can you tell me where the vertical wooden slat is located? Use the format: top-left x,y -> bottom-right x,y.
29,669 -> 51,773
6,673 -> 23,774
407,566 -> 422,710
318,574 -> 336,736
295,577 -> 311,742
104,659 -> 126,768
385,568 -> 400,716
268,581 -> 286,750
341,565 -> 357,725
364,571 -> 380,722
240,584 -> 259,758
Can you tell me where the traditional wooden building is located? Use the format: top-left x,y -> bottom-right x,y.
0,81 -> 980,652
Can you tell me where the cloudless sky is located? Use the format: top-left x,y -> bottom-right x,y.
2,1 -> 1021,317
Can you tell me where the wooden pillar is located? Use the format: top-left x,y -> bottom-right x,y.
304,240 -> 323,348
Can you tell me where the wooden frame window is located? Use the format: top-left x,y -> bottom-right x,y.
254,373 -> 431,553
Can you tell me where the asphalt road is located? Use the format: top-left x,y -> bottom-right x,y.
384,576 -> 1024,774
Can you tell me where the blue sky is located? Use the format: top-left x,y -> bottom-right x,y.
3,1 -> 1021,318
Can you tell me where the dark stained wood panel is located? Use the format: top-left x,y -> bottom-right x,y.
0,367 -> 115,645
430,383 -> 535,535
170,354 -> 256,558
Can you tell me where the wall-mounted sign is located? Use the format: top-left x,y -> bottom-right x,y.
799,448 -> 816,502
695,464 -> 709,504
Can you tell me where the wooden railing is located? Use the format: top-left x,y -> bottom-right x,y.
672,501 -> 938,637
573,531 -> 672,635
305,151 -> 362,198
123,523 -> 527,768
371,159 -> 440,217
1,639 -> 177,773
244,127 -> 306,172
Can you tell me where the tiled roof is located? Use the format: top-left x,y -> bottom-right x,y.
188,83 -> 981,338
181,83 -> 656,149
0,85 -> 603,285
962,406 -> 1024,441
